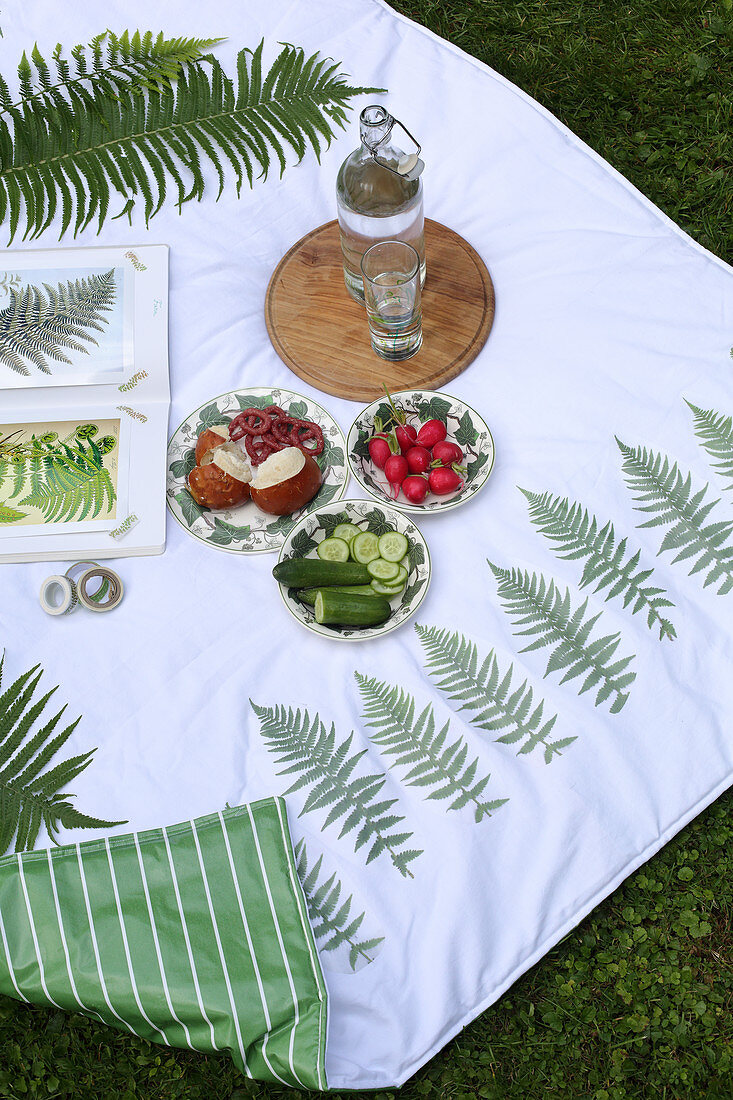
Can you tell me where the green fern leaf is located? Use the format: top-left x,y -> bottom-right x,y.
488,561 -> 636,713
15,436 -> 116,522
0,36 -> 379,242
0,652 -> 125,855
0,270 -> 116,376
520,488 -> 677,641
686,401 -> 733,488
617,438 -> 733,595
251,700 -> 421,878
294,839 -> 384,970
414,624 -> 573,762
355,673 -> 508,823
0,503 -> 25,522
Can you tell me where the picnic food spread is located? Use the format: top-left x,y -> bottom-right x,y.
1,2 -> 732,1097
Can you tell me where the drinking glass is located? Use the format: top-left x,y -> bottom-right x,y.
360,240 -> 422,361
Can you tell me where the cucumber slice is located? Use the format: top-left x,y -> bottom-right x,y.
378,531 -> 409,563
317,537 -> 350,562
392,563 -> 408,586
370,579 -> 406,597
351,531 -> 380,564
367,557 -> 400,581
333,522 -> 362,545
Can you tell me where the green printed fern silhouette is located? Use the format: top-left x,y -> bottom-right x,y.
617,439 -> 733,596
520,488 -> 677,641
0,32 -> 377,241
0,424 -> 117,523
355,673 -> 508,823
251,701 -> 422,878
488,562 -> 636,713
0,270 -> 116,376
415,624 -> 575,764
686,401 -> 733,488
294,839 -> 384,971
0,652 -> 125,855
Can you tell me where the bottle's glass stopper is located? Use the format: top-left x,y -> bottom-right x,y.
360,106 -> 424,181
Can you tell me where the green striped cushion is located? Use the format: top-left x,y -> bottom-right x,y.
0,797 -> 328,1090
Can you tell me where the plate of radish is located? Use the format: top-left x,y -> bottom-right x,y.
347,389 -> 495,513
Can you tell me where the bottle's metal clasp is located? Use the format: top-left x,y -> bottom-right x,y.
364,114 -> 424,181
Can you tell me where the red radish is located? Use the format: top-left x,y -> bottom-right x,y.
431,440 -> 463,466
416,419 -> 447,449
402,474 -> 429,504
384,454 -> 408,498
428,466 -> 464,496
406,445 -> 431,474
395,423 -> 418,454
368,436 -> 392,469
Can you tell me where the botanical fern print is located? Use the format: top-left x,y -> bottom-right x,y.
686,401 -> 733,488
0,270 -> 116,376
488,562 -> 636,714
251,701 -> 422,878
415,625 -> 575,764
0,652 -> 124,855
294,839 -> 384,971
355,673 -> 508,824
520,488 -> 677,641
617,439 -> 733,596
0,423 -> 117,523
0,33 -> 376,241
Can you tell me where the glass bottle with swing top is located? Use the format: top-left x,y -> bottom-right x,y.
336,105 -> 425,303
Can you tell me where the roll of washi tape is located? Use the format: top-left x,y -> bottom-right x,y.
40,575 -> 79,616
65,560 -> 111,604
77,566 -> 124,613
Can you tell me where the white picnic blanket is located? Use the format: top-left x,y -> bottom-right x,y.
1,0 -> 732,1089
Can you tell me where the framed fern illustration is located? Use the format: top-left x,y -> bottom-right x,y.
0,250 -> 133,391
0,415 -> 128,534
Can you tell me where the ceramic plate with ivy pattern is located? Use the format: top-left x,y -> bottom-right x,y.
347,389 -> 495,514
277,499 -> 431,641
167,388 -> 348,553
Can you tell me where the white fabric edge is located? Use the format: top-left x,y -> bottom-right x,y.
372,0 -> 733,279
389,771 -> 732,1087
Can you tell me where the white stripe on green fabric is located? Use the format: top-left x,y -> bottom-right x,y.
189,818 -> 251,1077
217,809 -> 291,1089
160,824 -> 220,1052
75,843 -> 141,1037
104,838 -> 169,1046
0,798 -> 328,1089
246,802 -> 308,1090
45,849 -> 106,1026
0,901 -> 29,1003
274,797 -> 329,1093
16,855 -> 64,1011
132,834 -> 196,1051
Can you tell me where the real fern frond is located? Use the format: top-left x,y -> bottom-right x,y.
355,672 -> 507,823
415,624 -> 575,764
0,652 -> 125,855
0,37 -> 379,241
251,700 -> 421,878
294,839 -> 384,970
686,400 -> 733,488
487,561 -> 636,713
617,438 -> 733,596
520,487 -> 677,641
0,269 -> 116,375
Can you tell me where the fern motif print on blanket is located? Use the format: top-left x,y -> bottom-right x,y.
1,0 -> 732,1092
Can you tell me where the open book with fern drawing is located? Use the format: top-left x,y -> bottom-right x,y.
0,242 -> 169,562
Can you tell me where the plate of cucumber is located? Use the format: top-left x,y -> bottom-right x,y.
273,499 -> 432,640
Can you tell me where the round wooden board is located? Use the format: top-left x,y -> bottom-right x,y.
265,218 -> 495,403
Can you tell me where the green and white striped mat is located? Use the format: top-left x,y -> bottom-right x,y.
0,798 -> 328,1090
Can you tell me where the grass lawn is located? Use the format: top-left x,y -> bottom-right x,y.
1,2 -> 731,1098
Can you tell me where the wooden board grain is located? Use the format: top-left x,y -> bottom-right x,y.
265,219 -> 495,402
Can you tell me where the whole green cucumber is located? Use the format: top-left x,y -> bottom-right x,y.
298,584 -> 382,606
273,558 -> 371,587
314,590 -> 391,627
